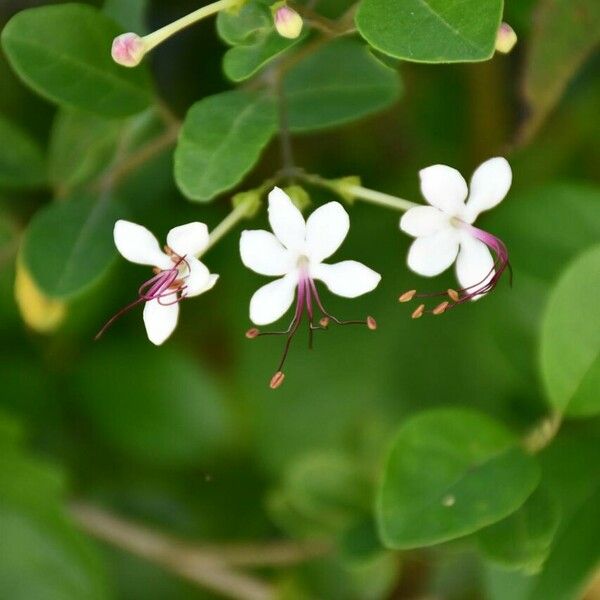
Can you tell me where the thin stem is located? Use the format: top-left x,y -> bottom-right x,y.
142,0 -> 239,52
522,412 -> 563,454
344,184 -> 418,212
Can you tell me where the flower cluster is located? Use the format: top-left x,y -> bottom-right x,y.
98,159 -> 513,387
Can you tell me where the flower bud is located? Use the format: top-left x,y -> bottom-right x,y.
495,23 -> 517,55
272,4 -> 303,40
111,32 -> 146,67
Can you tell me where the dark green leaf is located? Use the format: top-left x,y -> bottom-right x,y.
285,38 -> 401,132
22,194 -> 123,299
175,90 -> 277,202
377,408 -> 541,549
1,4 -> 153,117
540,244 -> 600,416
355,0 -> 503,63
103,0 -> 148,33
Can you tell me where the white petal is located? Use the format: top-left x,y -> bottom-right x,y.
167,222 -> 209,257
406,229 -> 460,277
455,234 -> 495,298
311,261 -> 381,298
143,299 -> 179,345
249,273 -> 298,326
268,187 -> 306,251
183,256 -> 211,297
464,157 -> 512,223
114,220 -> 170,268
305,202 -> 349,263
240,230 -> 294,276
400,206 -> 450,237
419,165 -> 468,216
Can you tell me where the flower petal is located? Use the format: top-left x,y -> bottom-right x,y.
406,229 -> 460,277
240,230 -> 295,276
464,157 -> 512,223
455,234 -> 494,298
249,273 -> 298,325
143,299 -> 179,345
311,261 -> 381,298
167,222 -> 209,257
268,187 -> 306,251
400,206 -> 450,237
114,220 -> 170,268
305,201 -> 349,263
183,256 -> 211,298
419,165 -> 468,216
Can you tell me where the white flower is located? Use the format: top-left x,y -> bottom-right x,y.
97,220 -> 218,345
240,187 -> 381,387
399,157 -> 512,312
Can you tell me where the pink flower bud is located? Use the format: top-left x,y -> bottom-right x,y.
111,33 -> 146,68
495,23 -> 517,55
273,5 -> 303,40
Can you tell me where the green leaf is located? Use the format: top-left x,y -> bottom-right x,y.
103,0 -> 148,33
284,38 -> 402,132
22,194 -> 122,300
174,90 -> 277,202
49,109 -> 121,193
217,0 -> 303,82
355,0 -> 503,63
377,408 -> 541,549
477,485 -> 561,572
540,244 -> 600,417
529,484 -> 600,600
518,0 -> 600,143
76,342 -> 229,466
1,4 -> 153,117
0,113 -> 46,189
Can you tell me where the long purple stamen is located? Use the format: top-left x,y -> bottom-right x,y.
399,225 -> 511,318
95,255 -> 189,340
247,272 -> 376,389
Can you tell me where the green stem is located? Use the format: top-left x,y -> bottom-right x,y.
344,184 -> 418,212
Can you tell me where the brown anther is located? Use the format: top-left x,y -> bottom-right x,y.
447,289 -> 460,302
270,371 -> 285,389
163,245 -> 174,256
168,278 -> 185,290
152,266 -> 162,275
433,301 -> 449,315
367,316 -> 377,330
399,289 -> 417,303
319,317 -> 330,329
411,304 -> 425,319
245,328 -> 260,339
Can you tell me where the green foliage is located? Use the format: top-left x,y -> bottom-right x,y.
0,113 -> 46,189
377,408 -> 541,549
1,4 -> 153,117
22,194 -> 122,300
103,0 -> 148,33
540,245 -> 600,416
175,90 -> 277,201
356,0 -> 503,63
284,39 -> 402,132
0,413 -> 109,600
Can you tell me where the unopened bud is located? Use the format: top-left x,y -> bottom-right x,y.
495,23 -> 517,54
270,371 -> 285,389
399,289 -> 416,303
319,317 -> 330,329
433,301 -> 449,315
447,289 -> 460,302
411,304 -> 425,319
112,32 -> 146,67
367,316 -> 377,330
273,4 -> 303,39
246,328 -> 260,339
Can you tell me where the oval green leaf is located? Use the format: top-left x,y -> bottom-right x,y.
175,90 -> 277,202
284,38 -> 402,132
377,408 -> 541,549
22,194 -> 122,300
1,4 -> 153,117
540,244 -> 600,417
356,0 -> 503,63
0,114 -> 46,189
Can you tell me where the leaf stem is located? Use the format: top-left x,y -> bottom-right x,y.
522,412 -> 563,454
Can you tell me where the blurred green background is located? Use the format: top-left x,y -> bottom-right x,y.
0,0 -> 599,599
